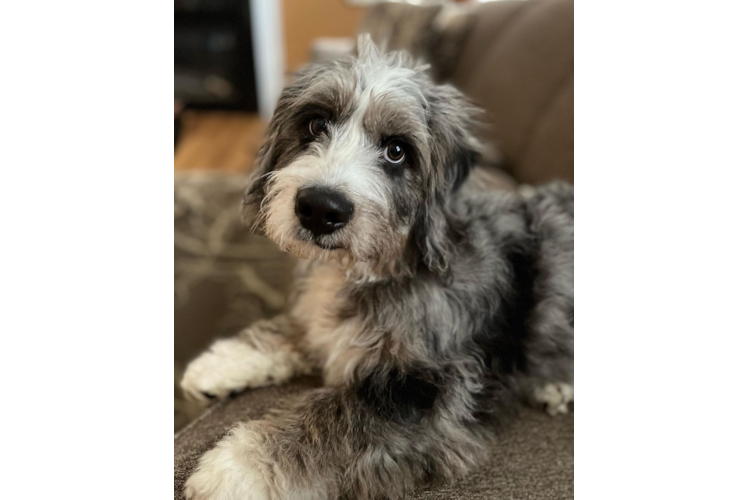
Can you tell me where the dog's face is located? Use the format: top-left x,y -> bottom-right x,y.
244,35 -> 480,276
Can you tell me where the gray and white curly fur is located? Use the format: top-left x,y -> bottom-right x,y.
182,35 -> 573,500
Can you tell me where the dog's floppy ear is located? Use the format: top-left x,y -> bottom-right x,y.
412,84 -> 482,276
426,83 -> 482,194
240,124 -> 278,229
241,65 -> 311,228
241,62 -> 333,228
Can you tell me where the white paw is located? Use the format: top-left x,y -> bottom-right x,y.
181,337 -> 299,405
534,382 -> 574,416
184,425 -> 271,500
517,184 -> 538,199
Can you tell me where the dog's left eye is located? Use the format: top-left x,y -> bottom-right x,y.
308,117 -> 328,136
384,141 -> 406,164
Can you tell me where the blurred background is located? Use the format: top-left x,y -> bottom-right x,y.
174,0 -> 573,430
175,0 -> 366,171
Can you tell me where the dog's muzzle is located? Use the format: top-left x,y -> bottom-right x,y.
295,187 -> 353,236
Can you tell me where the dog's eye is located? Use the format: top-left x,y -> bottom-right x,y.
308,117 -> 328,137
384,141 -> 406,164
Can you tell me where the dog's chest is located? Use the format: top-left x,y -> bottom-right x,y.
290,263 -> 369,386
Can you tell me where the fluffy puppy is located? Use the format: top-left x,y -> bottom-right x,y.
182,34 -> 574,500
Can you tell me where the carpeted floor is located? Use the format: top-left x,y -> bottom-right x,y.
174,378 -> 573,500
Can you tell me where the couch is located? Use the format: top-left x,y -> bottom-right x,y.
174,0 -> 573,497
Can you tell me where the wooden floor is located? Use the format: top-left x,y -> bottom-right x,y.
174,111 -> 266,173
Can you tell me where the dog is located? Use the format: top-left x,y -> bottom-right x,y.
182,34 -> 573,500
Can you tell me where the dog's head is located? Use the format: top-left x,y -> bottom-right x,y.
244,34 -> 481,277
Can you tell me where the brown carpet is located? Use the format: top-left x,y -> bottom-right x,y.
174,378 -> 573,499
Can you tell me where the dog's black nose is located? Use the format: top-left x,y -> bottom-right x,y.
295,188 -> 353,236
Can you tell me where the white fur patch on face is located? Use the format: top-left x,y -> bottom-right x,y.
260,123 -> 405,268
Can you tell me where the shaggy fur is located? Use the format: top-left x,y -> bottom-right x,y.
181,35 -> 574,500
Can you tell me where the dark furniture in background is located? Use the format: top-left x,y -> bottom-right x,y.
175,0 -> 257,111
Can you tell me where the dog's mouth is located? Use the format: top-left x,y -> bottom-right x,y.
313,239 -> 346,251
291,227 -> 348,251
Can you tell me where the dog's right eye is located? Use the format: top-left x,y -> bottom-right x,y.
308,118 -> 328,137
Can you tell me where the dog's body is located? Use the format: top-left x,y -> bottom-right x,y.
182,36 -> 573,500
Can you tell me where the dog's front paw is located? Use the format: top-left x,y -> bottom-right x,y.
181,337 -> 297,405
185,428 -> 271,500
534,382 -> 574,416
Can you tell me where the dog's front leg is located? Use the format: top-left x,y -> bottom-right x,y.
185,363 -> 488,500
181,315 -> 311,405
